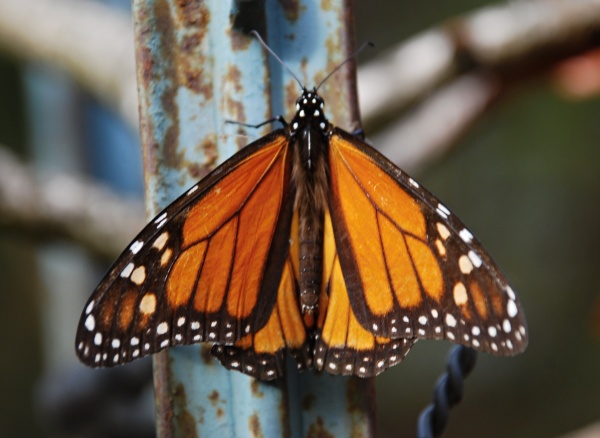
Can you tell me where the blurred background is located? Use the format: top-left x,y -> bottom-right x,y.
1,0 -> 599,437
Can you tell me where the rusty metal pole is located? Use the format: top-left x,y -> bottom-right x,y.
132,0 -> 374,436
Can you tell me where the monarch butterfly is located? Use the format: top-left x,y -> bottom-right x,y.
76,34 -> 527,381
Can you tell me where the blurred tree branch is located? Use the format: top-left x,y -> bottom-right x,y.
0,146 -> 144,260
0,0 -> 599,253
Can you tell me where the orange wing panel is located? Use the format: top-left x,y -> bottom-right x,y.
182,136 -> 288,246
332,138 -> 425,238
329,141 -> 394,316
194,218 -> 237,313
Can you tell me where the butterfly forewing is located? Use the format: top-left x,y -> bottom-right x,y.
327,129 -> 527,357
76,131 -> 294,367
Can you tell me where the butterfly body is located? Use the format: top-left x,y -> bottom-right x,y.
76,86 -> 527,381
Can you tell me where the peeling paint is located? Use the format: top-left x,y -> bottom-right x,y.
249,413 -> 265,438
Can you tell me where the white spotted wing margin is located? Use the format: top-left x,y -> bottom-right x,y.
75,129 -> 294,368
327,128 -> 528,358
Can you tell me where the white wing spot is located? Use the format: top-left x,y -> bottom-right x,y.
445,314 -> 457,327
132,349 -> 140,358
94,333 -> 102,346
502,319 -> 512,333
153,232 -> 169,250
113,354 -> 119,363
193,334 -> 201,341
154,212 -> 167,223
85,300 -> 95,314
472,339 -> 480,347
507,340 -> 514,349
372,323 -> 378,331
95,353 -> 101,363
130,265 -> 146,285
144,343 -> 150,351
507,300 -> 518,318
431,309 -> 439,318
435,326 -> 441,334
131,337 -> 140,346
130,240 -> 144,254
453,282 -> 468,306
377,360 -> 385,368
418,328 -> 426,336
491,342 -> 498,352
187,185 -> 198,196
436,203 -> 450,218
112,339 -> 121,348
85,315 -> 95,331
345,364 -> 353,371
458,255 -> 474,275
418,315 -> 428,325
488,326 -> 497,337
436,223 -> 451,240
435,239 -> 447,257
459,228 -> 473,243
299,109 -> 305,117
329,363 -> 337,370
506,286 -> 516,300
177,316 -> 186,327
209,332 -> 216,339
139,293 -> 156,315
408,178 -> 419,188
403,316 -> 410,323
160,248 -> 173,266
120,263 -> 135,278
468,250 -> 483,268
160,339 -> 169,348
447,331 -> 455,340
313,109 -> 320,117
191,321 -> 200,330
471,326 -> 481,336
157,322 -> 169,335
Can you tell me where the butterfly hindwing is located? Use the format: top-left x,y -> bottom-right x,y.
212,251 -> 311,380
327,128 -> 528,357
314,210 -> 415,377
76,131 -> 295,367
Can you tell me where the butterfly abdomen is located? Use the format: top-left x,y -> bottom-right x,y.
291,116 -> 330,320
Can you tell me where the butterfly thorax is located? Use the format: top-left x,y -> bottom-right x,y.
289,88 -> 330,323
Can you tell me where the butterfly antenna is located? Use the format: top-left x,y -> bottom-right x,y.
316,41 -> 374,91
250,30 -> 304,89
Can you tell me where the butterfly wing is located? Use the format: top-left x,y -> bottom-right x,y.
75,130 -> 297,368
211,212 -> 311,380
314,210 -> 415,377
325,128 -> 528,363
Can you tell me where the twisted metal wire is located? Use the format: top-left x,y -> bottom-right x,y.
417,346 -> 477,438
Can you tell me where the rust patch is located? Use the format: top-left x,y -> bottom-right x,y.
200,135 -> 219,169
172,383 -> 199,437
174,0 -> 205,26
200,344 -> 214,365
278,0 -> 306,22
306,417 -> 334,438
226,64 -> 244,93
182,32 -> 201,53
249,413 -> 264,438
208,389 -> 220,406
251,379 -> 265,398
321,0 -> 333,11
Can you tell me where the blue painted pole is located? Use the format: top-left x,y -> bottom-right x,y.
132,0 -> 373,435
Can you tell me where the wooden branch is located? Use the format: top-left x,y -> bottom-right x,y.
0,146 -> 144,260
358,0 -> 600,126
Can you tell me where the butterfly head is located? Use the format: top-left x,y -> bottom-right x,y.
290,88 -> 329,136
